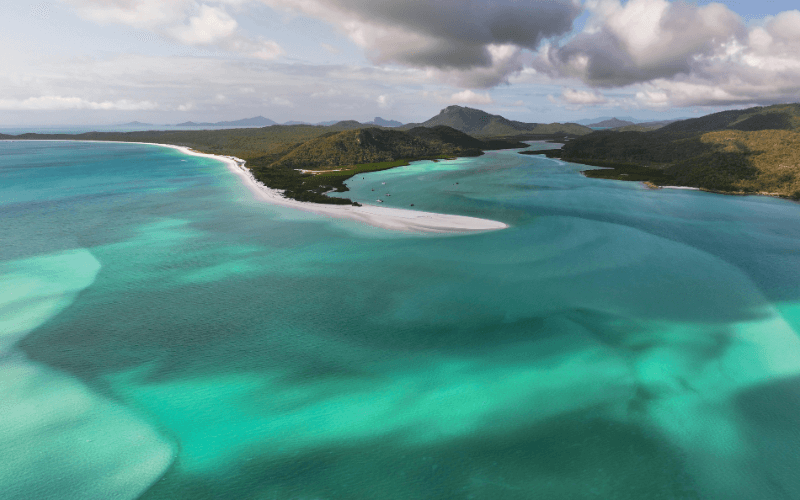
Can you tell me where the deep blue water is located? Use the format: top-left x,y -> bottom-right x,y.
2,140 -> 800,499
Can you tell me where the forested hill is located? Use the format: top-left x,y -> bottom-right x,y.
401,105 -> 592,138
658,104 -> 800,134
550,104 -> 800,199
270,126 -> 520,170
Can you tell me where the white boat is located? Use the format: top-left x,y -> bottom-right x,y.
376,199 -> 383,203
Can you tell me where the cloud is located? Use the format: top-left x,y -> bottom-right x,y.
66,0 -> 283,59
536,0 -> 800,107
270,97 -> 293,107
539,0 -> 745,87
0,96 -> 158,111
558,88 -> 608,106
377,94 -> 391,108
262,0 -> 582,88
450,90 -> 494,105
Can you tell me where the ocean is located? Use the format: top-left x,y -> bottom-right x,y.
2,140 -> 800,499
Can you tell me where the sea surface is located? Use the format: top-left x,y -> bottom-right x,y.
2,140 -> 800,499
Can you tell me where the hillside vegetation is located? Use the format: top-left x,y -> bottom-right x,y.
0,123 -> 364,161
553,104 -> 800,199
401,105 -> 592,138
247,126 -> 524,203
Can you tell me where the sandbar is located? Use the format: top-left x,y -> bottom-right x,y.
3,139 -> 509,233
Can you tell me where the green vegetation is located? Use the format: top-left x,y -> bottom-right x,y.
553,104 -> 800,199
401,105 -> 592,138
245,126 -> 523,204
2,122 -> 524,205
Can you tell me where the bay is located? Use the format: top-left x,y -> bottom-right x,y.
2,140 -> 800,499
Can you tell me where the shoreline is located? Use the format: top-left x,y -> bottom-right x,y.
3,139 -> 509,233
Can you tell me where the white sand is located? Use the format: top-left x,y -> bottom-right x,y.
2,139 -> 508,232
160,143 -> 509,233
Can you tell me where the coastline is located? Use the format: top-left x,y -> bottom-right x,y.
2,139 -> 508,233
215,149 -> 509,233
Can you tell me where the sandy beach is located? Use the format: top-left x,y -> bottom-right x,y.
163,143 -> 509,233
2,140 -> 509,233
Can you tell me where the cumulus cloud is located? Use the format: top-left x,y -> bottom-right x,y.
451,90 -> 494,105
536,0 -> 800,107
65,0 -> 283,59
558,88 -> 608,106
539,0 -> 745,87
0,96 -> 158,111
262,0 -> 582,88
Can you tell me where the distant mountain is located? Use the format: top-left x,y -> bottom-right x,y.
328,120 -> 364,130
283,120 -> 311,125
402,105 -> 591,137
311,117 -> 402,127
612,120 -> 679,132
216,116 -> 276,127
589,118 -> 634,128
176,121 -> 212,127
577,116 -> 639,126
371,117 -> 403,127
175,116 -> 276,127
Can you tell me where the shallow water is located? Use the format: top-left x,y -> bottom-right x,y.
2,141 -> 800,499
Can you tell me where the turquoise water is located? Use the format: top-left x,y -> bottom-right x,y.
2,141 -> 800,499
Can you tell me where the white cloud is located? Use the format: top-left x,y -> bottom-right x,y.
451,90 -> 494,105
560,88 -> 608,106
167,5 -> 237,45
0,96 -> 158,111
270,97 -> 294,107
539,0 -> 745,87
65,0 -> 283,59
534,1 -> 800,107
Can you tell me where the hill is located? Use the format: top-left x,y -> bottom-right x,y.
175,116 -> 276,127
613,120 -> 678,132
249,125 -> 524,204
551,104 -> 800,199
658,104 -> 800,134
269,125 -> 523,170
402,105 -> 591,138
371,117 -> 403,127
589,118 -> 634,128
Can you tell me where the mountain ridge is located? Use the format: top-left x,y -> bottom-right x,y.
401,105 -> 591,137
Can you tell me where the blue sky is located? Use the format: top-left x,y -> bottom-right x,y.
2,0 -> 800,125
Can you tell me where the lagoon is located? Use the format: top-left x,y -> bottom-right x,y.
2,140 -> 800,499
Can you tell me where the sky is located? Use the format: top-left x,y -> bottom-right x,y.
2,0 -> 800,126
